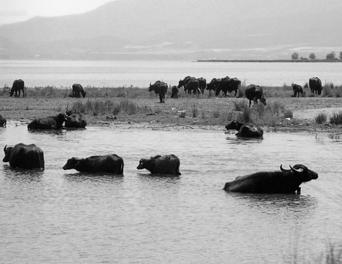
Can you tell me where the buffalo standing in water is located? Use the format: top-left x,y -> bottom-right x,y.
292,83 -> 304,97
71,84 -> 86,98
225,120 -> 263,139
223,164 -> 318,194
245,84 -> 266,107
28,113 -> 66,130
3,143 -> 44,170
63,154 -> 124,174
149,81 -> 168,103
10,79 -> 25,97
65,113 -> 87,128
137,154 -> 181,175
307,77 -> 322,95
0,114 -> 6,127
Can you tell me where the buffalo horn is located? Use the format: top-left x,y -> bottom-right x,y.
4,145 -> 7,152
280,164 -> 291,172
290,165 -> 304,173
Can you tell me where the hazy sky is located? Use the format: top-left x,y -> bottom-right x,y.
0,0 -> 113,24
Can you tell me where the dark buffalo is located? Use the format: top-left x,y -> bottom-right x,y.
184,77 -> 201,95
171,86 -> 179,98
197,77 -> 207,94
71,83 -> 86,98
216,77 -> 241,97
308,77 -> 322,95
65,113 -> 87,128
149,81 -> 168,103
63,154 -> 124,174
223,164 -> 318,194
28,113 -> 66,130
137,154 -> 181,175
292,83 -> 304,97
0,114 -> 6,127
178,76 -> 201,95
207,78 -> 221,94
3,143 -> 44,170
178,76 -> 193,92
10,79 -> 25,97
245,84 -> 266,107
225,120 -> 263,139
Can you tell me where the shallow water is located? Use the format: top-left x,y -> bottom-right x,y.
0,125 -> 342,263
1,60 -> 342,87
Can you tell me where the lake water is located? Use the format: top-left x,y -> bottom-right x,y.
1,124 -> 342,263
1,60 -> 342,88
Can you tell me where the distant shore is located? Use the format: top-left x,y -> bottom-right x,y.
197,59 -> 342,63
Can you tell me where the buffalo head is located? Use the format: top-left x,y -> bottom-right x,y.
280,164 -> 318,182
3,145 -> 13,162
63,157 -> 79,170
260,96 -> 266,105
225,120 -> 243,131
137,159 -> 147,170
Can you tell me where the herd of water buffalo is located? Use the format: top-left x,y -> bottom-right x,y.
0,111 -> 318,195
8,76 -> 324,107
149,76 -> 324,104
1,76 -> 323,194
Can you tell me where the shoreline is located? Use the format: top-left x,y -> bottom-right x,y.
1,95 -> 342,133
197,59 -> 342,63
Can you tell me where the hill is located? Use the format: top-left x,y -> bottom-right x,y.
0,0 -> 342,59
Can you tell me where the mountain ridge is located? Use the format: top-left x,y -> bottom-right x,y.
1,0 -> 341,59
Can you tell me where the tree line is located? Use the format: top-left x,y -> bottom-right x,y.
291,51 -> 342,61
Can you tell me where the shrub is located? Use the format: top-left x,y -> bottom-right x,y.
330,112 -> 342,125
233,100 -> 248,111
212,110 -> 220,118
315,113 -> 327,124
191,104 -> 199,118
322,84 -> 334,97
284,110 -> 293,119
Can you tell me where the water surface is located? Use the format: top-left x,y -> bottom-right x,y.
1,60 -> 342,87
0,125 -> 341,263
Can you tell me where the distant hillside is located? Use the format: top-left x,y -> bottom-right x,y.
1,0 -> 342,59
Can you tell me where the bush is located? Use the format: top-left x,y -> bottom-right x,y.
330,112 -> 342,125
191,104 -> 199,118
284,110 -> 293,119
315,113 -> 327,124
233,100 -> 248,111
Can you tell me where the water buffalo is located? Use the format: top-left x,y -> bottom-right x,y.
216,77 -> 241,97
197,77 -> 207,94
71,83 -> 86,98
65,113 -> 87,128
292,83 -> 304,97
223,164 -> 318,194
178,76 -> 202,95
63,154 -> 124,174
27,113 -> 66,130
207,78 -> 221,94
308,77 -> 322,95
0,114 -> 6,127
137,154 -> 181,175
10,79 -> 25,97
3,143 -> 44,170
171,86 -> 179,98
225,120 -> 263,139
245,84 -> 266,107
149,81 -> 168,103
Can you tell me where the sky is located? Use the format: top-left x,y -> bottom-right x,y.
0,0 -> 113,25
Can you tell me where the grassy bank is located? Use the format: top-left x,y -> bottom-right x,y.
1,93 -> 342,131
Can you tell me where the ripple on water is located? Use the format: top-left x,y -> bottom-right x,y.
0,126 -> 341,263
